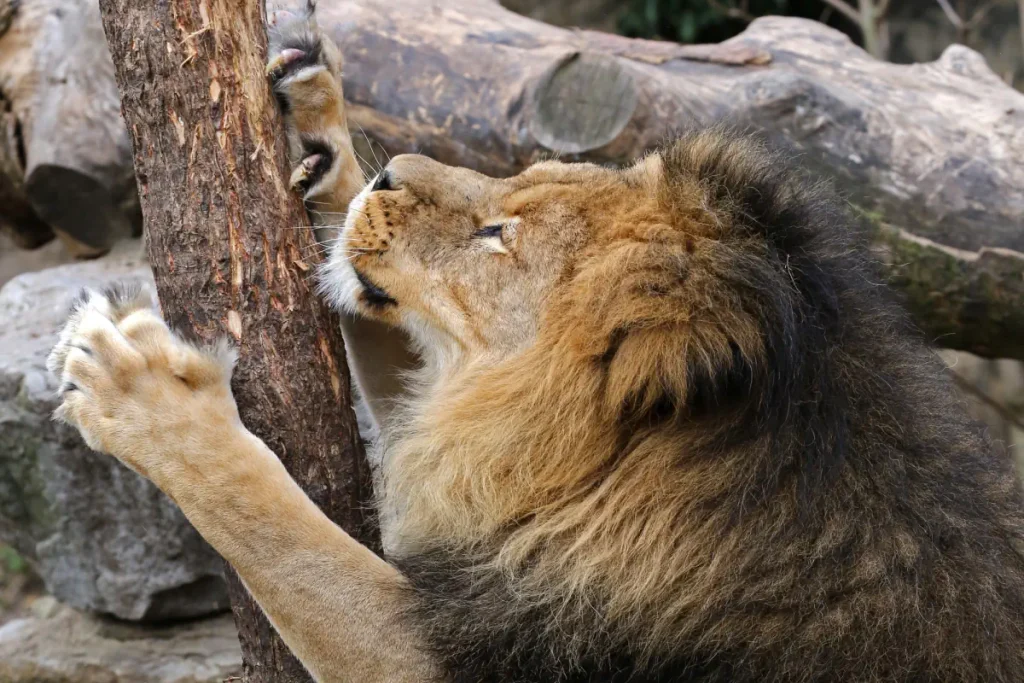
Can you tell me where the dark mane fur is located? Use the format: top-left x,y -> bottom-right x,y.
394,131 -> 1024,682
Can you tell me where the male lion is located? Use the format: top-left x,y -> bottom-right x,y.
47,5 -> 1024,683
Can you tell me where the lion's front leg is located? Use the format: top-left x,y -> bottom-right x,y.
47,288 -> 438,683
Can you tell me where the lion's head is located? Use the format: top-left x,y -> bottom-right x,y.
320,128 -> 867,552
321,148 -> 650,366
322,130 -> 848,424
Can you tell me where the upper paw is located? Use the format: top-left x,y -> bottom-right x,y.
47,285 -> 239,474
267,3 -> 351,201
267,2 -> 341,105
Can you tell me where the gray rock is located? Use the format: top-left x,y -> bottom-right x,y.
0,240 -> 229,621
0,604 -> 242,683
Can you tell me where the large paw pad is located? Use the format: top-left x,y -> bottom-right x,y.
47,286 -> 238,460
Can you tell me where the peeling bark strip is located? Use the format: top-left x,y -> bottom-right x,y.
97,1 -> 377,682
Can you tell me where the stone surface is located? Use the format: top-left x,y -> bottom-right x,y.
0,240 -> 230,621
0,604 -> 242,682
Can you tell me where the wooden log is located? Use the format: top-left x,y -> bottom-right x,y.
875,224 -> 1024,360
0,0 -> 138,255
317,0 -> 1024,254
24,0 -> 138,253
0,86 -> 52,249
97,0 -> 377,681
0,0 -> 52,249
309,0 -> 1024,359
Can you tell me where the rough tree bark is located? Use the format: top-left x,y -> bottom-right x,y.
97,1 -> 377,682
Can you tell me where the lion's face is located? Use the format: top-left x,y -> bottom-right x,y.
322,152 -> 675,365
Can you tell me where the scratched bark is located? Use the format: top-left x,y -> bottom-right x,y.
96,1 -> 378,682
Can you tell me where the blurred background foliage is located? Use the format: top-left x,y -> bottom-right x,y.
616,0 -> 857,46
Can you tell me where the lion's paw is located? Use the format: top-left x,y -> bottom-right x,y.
47,285 -> 239,478
267,1 -> 350,199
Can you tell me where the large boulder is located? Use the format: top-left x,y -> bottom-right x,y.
0,240 -> 229,621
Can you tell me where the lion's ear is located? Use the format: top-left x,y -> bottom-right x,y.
599,321 -> 761,429
547,235 -> 785,431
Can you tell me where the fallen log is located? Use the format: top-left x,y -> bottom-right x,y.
322,1 -> 1024,254
876,225 -> 1024,360
0,0 -> 138,255
2,0 -> 1023,359
314,0 -> 1024,359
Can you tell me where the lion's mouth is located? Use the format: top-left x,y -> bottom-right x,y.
353,267 -> 397,309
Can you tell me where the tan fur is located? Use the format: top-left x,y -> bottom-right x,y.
48,13 -> 438,682
349,146 -> 773,637
47,286 -> 438,683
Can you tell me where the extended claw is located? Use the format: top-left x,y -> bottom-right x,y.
290,153 -> 324,191
267,48 -> 307,76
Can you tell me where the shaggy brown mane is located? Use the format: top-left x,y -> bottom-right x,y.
379,131 -> 1024,683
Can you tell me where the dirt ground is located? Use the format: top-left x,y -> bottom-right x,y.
0,232 -> 77,289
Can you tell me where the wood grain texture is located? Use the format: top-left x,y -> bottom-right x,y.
318,1 -> 1024,254
97,0 -> 378,681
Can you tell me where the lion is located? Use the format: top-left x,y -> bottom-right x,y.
46,5 -> 1024,683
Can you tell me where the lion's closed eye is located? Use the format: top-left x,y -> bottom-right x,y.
474,218 -> 518,254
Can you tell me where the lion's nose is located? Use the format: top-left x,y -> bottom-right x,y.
371,170 -> 394,193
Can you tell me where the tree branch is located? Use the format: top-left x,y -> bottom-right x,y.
818,0 -> 861,25
935,0 -> 963,27
963,2 -> 997,30
1018,0 -> 1024,58
707,0 -> 756,24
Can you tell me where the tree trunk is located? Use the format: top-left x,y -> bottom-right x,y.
97,1 -> 378,682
